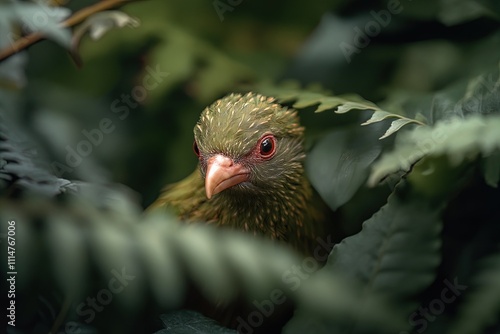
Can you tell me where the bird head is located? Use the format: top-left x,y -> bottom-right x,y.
193,92 -> 305,200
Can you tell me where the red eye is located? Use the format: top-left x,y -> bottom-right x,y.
193,141 -> 200,157
259,135 -> 276,159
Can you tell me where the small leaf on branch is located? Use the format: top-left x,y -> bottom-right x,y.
70,10 -> 140,67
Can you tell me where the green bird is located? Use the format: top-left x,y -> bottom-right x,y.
149,92 -> 334,332
149,92 -> 327,256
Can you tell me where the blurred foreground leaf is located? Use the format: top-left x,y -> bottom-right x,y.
369,114 -> 500,186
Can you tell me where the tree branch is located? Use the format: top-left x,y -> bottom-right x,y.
0,0 -> 137,62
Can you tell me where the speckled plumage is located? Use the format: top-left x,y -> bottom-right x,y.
150,92 -> 324,255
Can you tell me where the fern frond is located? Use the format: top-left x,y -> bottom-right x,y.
369,114 -> 500,186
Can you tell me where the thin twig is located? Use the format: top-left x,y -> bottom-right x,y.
0,0 -> 137,62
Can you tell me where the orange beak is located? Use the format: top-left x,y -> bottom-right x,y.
205,154 -> 250,199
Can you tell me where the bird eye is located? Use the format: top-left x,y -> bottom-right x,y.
193,141 -> 200,157
259,135 -> 276,159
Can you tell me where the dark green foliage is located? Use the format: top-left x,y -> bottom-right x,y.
305,123 -> 385,210
155,311 -> 237,334
1,1 -> 500,334
0,112 -> 76,196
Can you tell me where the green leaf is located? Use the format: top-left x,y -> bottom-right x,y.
46,213 -> 88,300
174,223 -> 238,303
335,101 -> 380,114
361,111 -> 426,137
448,251 -> 500,334
379,119 -> 420,140
327,182 -> 443,324
136,214 -> 186,309
284,182 -> 444,334
360,110 -> 396,125
88,206 -> 145,309
314,96 -> 353,113
306,124 -> 383,211
369,115 -> 500,186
